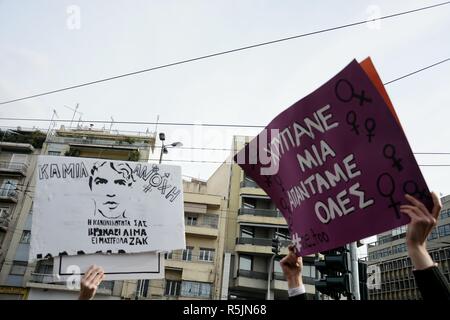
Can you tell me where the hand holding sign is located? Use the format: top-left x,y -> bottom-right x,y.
234,58 -> 432,256
78,265 -> 104,300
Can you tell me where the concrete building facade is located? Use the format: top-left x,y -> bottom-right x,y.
209,136 -> 316,300
367,195 -> 450,300
0,126 -> 155,299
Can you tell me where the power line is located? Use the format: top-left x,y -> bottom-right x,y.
0,1 -> 449,105
383,57 -> 450,85
1,53 -> 449,127
3,126 -> 450,155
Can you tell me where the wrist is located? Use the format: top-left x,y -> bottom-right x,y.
408,245 -> 434,270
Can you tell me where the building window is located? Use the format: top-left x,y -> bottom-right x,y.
47,151 -> 60,156
438,224 -> 450,237
428,228 -> 439,241
239,255 -> 253,271
0,207 -> 10,219
10,261 -> 27,275
303,263 -> 316,278
182,246 -> 193,261
240,226 -> 254,238
440,209 -> 450,220
181,281 -> 211,298
165,280 -> 181,296
0,179 -> 18,197
165,251 -> 173,259
186,216 -> 197,226
20,230 -> 31,244
199,248 -> 215,262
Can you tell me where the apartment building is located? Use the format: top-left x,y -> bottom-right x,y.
0,129 -> 46,299
146,178 -> 227,300
367,195 -> 450,300
208,136 -> 317,300
0,126 -> 155,299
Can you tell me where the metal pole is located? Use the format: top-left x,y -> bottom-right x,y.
350,242 -> 360,300
314,252 -> 320,300
267,254 -> 276,300
159,141 -> 165,164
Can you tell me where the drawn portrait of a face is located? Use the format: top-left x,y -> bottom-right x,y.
88,161 -> 136,219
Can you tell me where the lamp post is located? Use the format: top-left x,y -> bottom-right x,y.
158,132 -> 183,164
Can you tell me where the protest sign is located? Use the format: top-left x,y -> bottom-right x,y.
234,59 -> 432,256
53,252 -> 164,281
29,156 -> 185,260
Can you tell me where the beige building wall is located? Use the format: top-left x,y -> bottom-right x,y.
147,180 -> 227,300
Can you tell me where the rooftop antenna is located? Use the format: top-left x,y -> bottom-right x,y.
46,109 -> 58,140
154,115 -> 160,136
109,116 -> 114,131
64,103 -> 80,128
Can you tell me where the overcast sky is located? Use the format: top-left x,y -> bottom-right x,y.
1,0 -> 450,202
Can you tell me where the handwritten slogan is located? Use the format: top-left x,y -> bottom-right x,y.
235,59 -> 432,256
29,156 -> 185,260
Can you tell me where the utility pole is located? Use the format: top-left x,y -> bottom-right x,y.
349,241 -> 360,300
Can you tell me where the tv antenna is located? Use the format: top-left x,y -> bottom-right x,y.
109,116 -> 114,131
64,103 -> 83,128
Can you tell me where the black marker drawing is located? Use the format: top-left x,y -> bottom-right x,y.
365,118 -> 376,143
264,175 -> 272,188
335,79 -> 372,106
89,161 -> 136,219
383,144 -> 403,172
403,180 -> 430,202
274,175 -> 285,192
376,173 -> 401,219
346,111 -> 360,135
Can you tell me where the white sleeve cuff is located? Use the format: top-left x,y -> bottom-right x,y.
288,284 -> 306,297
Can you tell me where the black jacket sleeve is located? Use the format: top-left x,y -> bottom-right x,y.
288,293 -> 306,300
413,266 -> 450,300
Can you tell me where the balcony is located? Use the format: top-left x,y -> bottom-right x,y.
28,272 -> 114,294
185,219 -> 219,238
48,136 -> 150,150
235,269 -> 268,291
237,208 -> 287,225
0,188 -> 19,203
0,162 -> 28,176
238,208 -> 283,218
235,237 -> 291,255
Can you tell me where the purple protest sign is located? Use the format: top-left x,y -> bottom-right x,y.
234,59 -> 432,256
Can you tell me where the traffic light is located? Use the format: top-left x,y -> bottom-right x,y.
314,246 -> 351,300
271,237 -> 280,256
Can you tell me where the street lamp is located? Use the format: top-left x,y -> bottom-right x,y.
158,132 -> 183,164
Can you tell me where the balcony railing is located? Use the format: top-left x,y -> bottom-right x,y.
0,188 -> 18,201
236,237 -> 291,248
185,219 -> 218,229
165,252 -> 215,263
238,207 -> 283,218
30,272 -> 114,292
0,162 -> 28,175
237,269 -> 268,280
236,237 -> 272,246
48,136 -> 151,148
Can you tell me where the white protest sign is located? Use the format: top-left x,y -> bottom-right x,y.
30,156 -> 185,261
53,252 -> 164,281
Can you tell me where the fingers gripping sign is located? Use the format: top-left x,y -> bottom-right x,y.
78,265 -> 105,300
